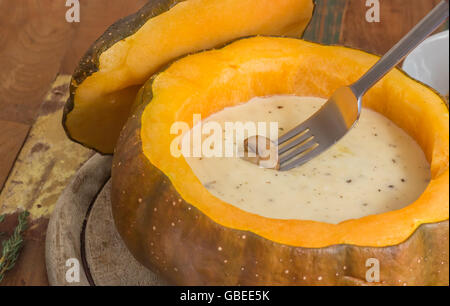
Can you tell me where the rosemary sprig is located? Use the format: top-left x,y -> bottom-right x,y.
0,211 -> 29,283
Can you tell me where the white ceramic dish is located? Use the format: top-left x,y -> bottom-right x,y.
403,30 -> 449,96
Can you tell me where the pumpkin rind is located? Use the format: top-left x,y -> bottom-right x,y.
111,37 -> 449,285
63,0 -> 315,154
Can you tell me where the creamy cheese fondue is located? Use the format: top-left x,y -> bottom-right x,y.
183,96 -> 430,224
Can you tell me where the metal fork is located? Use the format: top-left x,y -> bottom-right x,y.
277,0 -> 449,171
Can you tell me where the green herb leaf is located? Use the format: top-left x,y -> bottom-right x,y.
0,211 -> 29,283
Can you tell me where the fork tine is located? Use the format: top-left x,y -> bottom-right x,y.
279,139 -> 318,164
277,124 -> 310,145
278,130 -> 313,155
279,143 -> 320,171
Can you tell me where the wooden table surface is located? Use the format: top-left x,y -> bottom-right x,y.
0,0 -> 446,286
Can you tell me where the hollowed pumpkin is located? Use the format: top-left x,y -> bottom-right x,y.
111,37 -> 449,286
63,0 -> 314,154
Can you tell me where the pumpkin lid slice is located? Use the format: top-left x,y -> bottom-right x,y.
140,36 -> 449,248
63,0 -> 314,154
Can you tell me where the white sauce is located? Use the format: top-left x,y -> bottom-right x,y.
183,96 -> 430,224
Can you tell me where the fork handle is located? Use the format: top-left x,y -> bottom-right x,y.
351,0 -> 449,98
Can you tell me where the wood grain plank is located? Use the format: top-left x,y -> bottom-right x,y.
0,120 -> 29,190
0,0 -> 148,125
0,0 -> 74,125
303,0 -> 347,44
340,0 -> 443,55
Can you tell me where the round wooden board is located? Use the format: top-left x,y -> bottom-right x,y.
45,154 -> 167,286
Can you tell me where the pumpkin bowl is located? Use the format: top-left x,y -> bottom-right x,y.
111,36 -> 449,286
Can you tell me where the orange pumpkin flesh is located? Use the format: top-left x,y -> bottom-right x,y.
112,37 -> 449,285
64,0 -> 314,154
